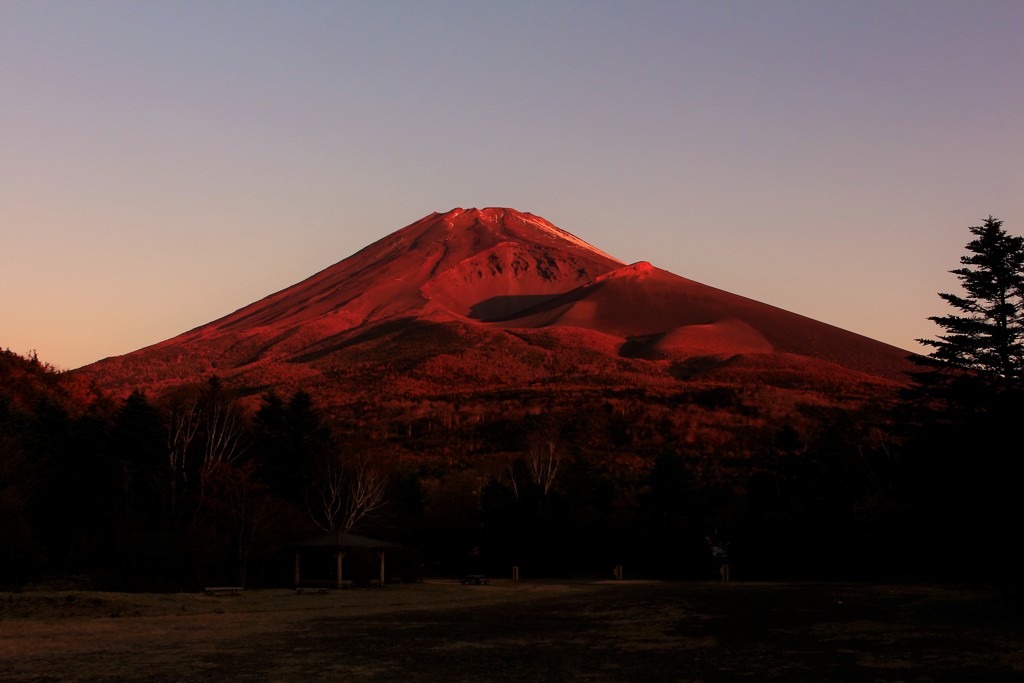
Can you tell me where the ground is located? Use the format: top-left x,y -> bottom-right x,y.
1,580 -> 1021,681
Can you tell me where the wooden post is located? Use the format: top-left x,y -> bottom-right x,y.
336,551 -> 345,589
512,566 -> 519,581
294,551 -> 301,587
377,550 -> 385,586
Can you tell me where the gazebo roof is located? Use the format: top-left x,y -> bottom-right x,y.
295,532 -> 402,550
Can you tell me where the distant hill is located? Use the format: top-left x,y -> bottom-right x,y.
1,349 -> 99,415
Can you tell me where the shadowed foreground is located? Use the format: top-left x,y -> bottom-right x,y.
2,581 -> 1021,681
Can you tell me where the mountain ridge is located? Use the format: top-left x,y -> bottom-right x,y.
77,208 -> 912,401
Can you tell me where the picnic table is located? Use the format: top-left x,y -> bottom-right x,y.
204,586 -> 243,596
460,574 -> 489,585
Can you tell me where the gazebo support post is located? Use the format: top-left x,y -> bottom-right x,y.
294,551 -> 301,587
336,551 -> 346,589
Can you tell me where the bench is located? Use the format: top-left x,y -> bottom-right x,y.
460,575 -> 489,585
204,586 -> 243,596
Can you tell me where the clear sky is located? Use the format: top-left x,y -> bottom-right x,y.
2,1 -> 1022,370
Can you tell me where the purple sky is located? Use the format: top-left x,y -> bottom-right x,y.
3,1 -> 1022,369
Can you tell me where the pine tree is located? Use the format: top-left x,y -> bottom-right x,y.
918,216 -> 1024,389
908,216 -> 1024,585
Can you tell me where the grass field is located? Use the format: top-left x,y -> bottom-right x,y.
2,580 -> 1021,681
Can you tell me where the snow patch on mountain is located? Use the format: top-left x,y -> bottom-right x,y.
512,211 -> 625,266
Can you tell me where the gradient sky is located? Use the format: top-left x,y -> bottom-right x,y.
2,1 -> 1022,370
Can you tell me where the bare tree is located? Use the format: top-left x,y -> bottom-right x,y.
199,396 -> 249,486
165,379 -> 250,490
341,458 -> 387,533
503,438 -> 561,498
307,457 -> 387,535
166,394 -> 201,511
309,461 -> 346,533
165,379 -> 251,530
505,459 -> 521,499
526,438 -> 560,496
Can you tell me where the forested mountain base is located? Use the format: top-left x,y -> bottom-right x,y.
3,346 -> 987,592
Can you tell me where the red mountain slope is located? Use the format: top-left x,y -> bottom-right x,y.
77,208 -> 912,399
164,207 -> 620,347
496,261 -> 908,379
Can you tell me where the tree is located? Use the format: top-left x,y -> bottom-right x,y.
908,215 -> 1024,585
197,377 -> 249,486
251,390 -> 332,504
918,216 -> 1024,389
165,389 -> 201,515
114,390 -> 168,525
307,456 -> 387,535
505,438 -> 561,499
203,460 -> 277,587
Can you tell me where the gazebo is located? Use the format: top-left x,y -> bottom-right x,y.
293,532 -> 404,588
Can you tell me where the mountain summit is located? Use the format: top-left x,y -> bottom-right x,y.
79,208 -> 911,400
169,207 -> 623,344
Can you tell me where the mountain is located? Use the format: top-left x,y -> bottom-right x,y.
77,207 -> 912,410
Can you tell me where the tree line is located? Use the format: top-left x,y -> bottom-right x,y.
0,368 -> 391,590
2,215 -> 1021,591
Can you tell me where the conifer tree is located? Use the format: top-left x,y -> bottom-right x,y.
918,216 -> 1024,390
909,216 -> 1024,584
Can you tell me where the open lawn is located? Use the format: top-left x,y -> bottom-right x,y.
1,580 -> 1021,681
